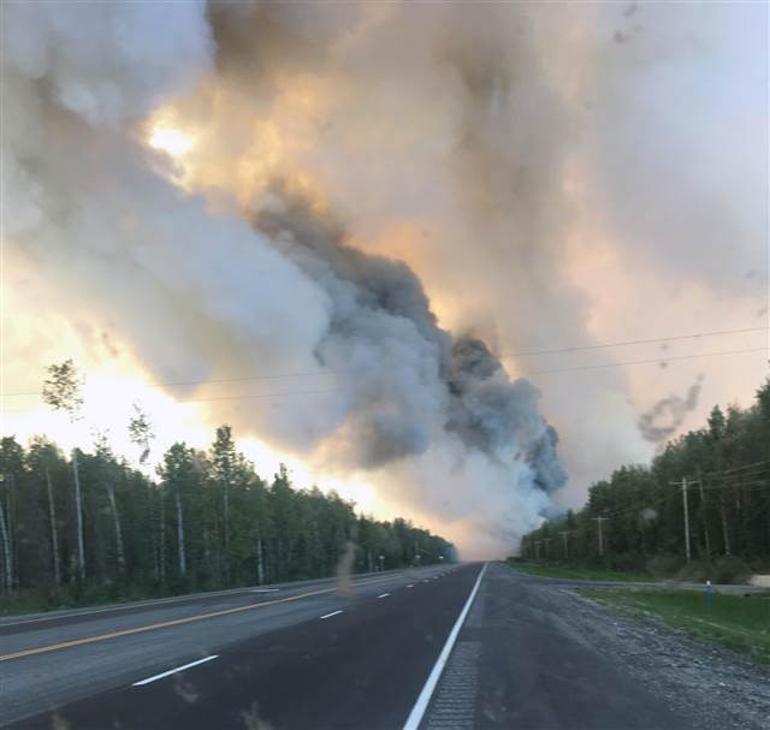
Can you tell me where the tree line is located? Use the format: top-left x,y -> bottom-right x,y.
520,378 -> 770,578
0,361 -> 454,607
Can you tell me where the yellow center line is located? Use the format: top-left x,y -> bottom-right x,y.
0,573 -> 402,663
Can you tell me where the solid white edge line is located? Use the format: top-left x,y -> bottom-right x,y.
377,593 -> 390,599
132,654 -> 219,686
320,610 -> 343,620
402,562 -> 487,730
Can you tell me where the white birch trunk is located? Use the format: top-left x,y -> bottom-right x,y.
72,450 -> 86,582
0,498 -> 12,591
46,469 -> 61,586
106,483 -> 125,571
256,537 -> 264,585
176,489 -> 187,576
159,487 -> 166,582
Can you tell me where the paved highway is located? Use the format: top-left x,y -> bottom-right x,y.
2,562 -> 705,729
1,564 -> 471,728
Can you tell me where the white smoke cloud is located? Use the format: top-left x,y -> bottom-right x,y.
166,0 -> 766,499
2,0 -> 574,557
4,1 -> 212,125
3,1 -> 766,555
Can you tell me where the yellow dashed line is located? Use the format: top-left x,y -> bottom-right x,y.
0,574 -> 399,662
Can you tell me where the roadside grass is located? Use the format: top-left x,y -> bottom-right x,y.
0,590 -> 54,616
506,561 -> 652,582
0,574 -> 256,617
583,588 -> 770,665
0,584 -> 165,617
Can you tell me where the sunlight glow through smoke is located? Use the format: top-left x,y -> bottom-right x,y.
147,123 -> 195,158
3,0 -> 765,559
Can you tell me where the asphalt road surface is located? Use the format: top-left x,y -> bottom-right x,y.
2,562 -> 706,729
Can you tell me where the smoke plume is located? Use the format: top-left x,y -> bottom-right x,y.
3,0 -> 574,556
3,1 -> 766,553
167,1 -> 766,492
638,377 -> 703,444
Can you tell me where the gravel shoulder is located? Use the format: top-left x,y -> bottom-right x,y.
562,585 -> 770,729
465,565 -> 770,729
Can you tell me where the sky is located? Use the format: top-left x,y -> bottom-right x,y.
1,0 -> 768,557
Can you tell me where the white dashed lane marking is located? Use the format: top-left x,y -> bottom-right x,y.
132,655 -> 219,686
320,610 -> 343,620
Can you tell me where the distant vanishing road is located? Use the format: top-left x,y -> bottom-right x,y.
4,562 -> 763,729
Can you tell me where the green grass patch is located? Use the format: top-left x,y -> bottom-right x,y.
583,588 -> 770,665
506,560 -> 652,582
0,590 -> 57,616
0,584 -> 166,617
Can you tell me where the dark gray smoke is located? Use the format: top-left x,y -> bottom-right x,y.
637,377 -> 704,443
176,0 -> 767,503
4,0 -> 567,557
253,188 -> 566,496
10,0 -> 761,555
447,338 -> 566,492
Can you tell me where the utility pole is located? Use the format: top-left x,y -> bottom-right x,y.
535,540 -> 542,560
592,517 -> 607,557
696,471 -> 711,558
543,538 -> 551,559
671,478 -> 692,561
682,477 -> 692,562
559,531 -> 570,559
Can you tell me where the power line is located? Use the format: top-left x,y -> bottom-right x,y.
590,492 -> 673,521
535,481 -> 768,539
701,480 -> 770,491
700,460 -> 770,479
1,326 -> 766,400
1,345 -> 766,414
1,369 -> 338,399
532,480 -> 769,542
533,493 -> 670,528
0,387 -> 343,414
500,325 -> 766,359
179,387 -> 343,406
526,346 -> 766,376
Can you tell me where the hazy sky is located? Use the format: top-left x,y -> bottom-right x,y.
2,1 -> 768,556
